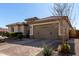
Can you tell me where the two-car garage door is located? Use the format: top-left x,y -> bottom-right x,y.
33,23 -> 59,39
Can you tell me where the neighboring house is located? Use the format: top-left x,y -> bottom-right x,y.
0,28 -> 8,32
6,16 -> 72,39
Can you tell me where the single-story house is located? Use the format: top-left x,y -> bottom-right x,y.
0,28 -> 8,32
6,16 -> 73,39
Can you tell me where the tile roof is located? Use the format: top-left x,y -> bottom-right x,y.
6,22 -> 26,26
25,17 -> 39,21
27,16 -> 72,28
6,16 -> 72,28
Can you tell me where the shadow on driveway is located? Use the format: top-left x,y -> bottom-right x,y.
5,38 -> 60,48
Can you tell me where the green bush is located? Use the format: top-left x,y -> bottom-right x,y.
17,33 -> 23,40
9,32 -> 17,37
42,45 -> 52,56
3,32 -> 9,37
9,32 -> 23,38
60,43 -> 70,54
0,32 -> 2,36
0,32 -> 5,36
0,32 -> 9,37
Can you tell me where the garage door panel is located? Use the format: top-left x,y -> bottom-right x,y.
33,23 -> 58,39
39,28 -> 50,39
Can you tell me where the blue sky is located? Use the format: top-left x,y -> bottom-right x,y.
0,3 -> 79,29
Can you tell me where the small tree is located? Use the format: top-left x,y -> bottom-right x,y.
50,3 -> 74,44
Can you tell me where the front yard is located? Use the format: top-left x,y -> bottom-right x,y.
0,38 -> 77,56
0,39 -> 60,56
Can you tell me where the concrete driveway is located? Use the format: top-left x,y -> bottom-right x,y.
0,39 -> 60,56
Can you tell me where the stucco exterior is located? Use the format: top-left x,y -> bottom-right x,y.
7,25 -> 25,34
6,16 -> 72,39
6,22 -> 29,35
59,19 -> 71,40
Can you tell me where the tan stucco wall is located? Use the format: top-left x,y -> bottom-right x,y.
14,25 -> 18,32
8,26 -> 12,32
8,25 -> 26,35
59,19 -> 71,39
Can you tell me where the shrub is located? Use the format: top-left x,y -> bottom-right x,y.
59,43 -> 70,55
17,33 -> 23,40
0,32 -> 9,37
0,32 -> 2,36
42,45 -> 52,56
9,32 -> 23,38
9,32 -> 17,37
0,32 -> 5,36
3,32 -> 9,37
